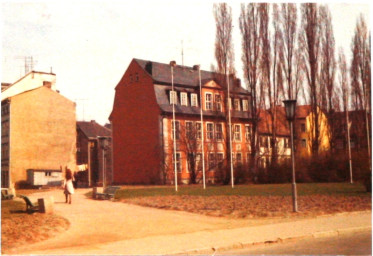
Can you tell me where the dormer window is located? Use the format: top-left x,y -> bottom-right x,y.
205,93 -> 213,110
169,91 -> 177,105
215,94 -> 222,112
180,92 -> 188,106
234,99 -> 241,111
191,93 -> 198,107
242,99 -> 249,111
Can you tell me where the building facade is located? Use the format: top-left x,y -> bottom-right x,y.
1,72 -> 76,188
110,59 -> 253,184
76,120 -> 112,187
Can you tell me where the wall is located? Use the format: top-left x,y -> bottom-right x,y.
9,86 -> 76,186
1,72 -> 56,101
111,60 -> 161,184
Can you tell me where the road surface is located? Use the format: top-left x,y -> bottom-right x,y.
219,230 -> 372,255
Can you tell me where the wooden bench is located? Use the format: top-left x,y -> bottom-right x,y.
95,186 -> 121,200
18,195 -> 39,213
1,189 -> 14,200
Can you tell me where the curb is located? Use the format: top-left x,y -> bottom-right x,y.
173,225 -> 372,255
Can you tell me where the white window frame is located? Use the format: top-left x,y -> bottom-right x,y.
234,124 -> 241,142
205,92 -> 213,110
185,121 -> 193,139
191,93 -> 198,107
242,99 -> 249,111
245,125 -> 252,142
217,152 -> 224,168
173,152 -> 182,173
215,123 -> 223,141
170,91 -> 177,105
196,122 -> 202,140
171,120 -> 180,140
180,92 -> 188,106
206,122 -> 214,140
215,94 -> 222,112
234,98 -> 241,111
209,153 -> 215,169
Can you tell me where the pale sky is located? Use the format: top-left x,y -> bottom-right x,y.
1,1 -> 371,125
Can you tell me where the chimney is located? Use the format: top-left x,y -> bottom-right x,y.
236,78 -> 241,88
193,65 -> 200,71
145,62 -> 152,75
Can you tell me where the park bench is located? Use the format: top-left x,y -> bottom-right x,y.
18,195 -> 39,213
95,186 -> 121,200
1,189 -> 14,200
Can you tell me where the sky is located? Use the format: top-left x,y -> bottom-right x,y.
1,1 -> 371,125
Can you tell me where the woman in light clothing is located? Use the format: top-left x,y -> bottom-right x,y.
63,168 -> 74,204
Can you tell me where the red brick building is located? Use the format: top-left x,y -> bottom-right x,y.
110,59 -> 253,184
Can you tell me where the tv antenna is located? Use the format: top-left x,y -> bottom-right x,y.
14,56 -> 37,76
75,98 -> 89,121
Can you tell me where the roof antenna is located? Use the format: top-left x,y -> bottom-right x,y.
181,40 -> 184,66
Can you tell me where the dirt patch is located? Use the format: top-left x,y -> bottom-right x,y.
123,195 -> 372,218
1,200 -> 70,254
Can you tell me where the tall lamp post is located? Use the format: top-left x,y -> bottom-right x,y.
98,136 -> 109,189
283,99 -> 298,212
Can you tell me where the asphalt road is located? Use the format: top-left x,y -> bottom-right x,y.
218,230 -> 372,255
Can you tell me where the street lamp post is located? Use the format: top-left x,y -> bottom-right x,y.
98,136 -> 109,189
283,99 -> 298,212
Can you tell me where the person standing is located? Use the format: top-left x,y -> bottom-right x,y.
63,168 -> 74,204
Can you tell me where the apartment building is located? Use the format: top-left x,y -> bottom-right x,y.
110,59 -> 253,184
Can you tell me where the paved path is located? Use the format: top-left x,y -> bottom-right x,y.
10,188 -> 372,255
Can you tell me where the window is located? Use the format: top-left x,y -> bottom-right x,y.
242,99 -> 249,111
234,99 -> 241,111
186,121 -> 193,139
181,92 -> 188,106
284,138 -> 290,148
215,94 -> 222,112
196,153 -> 202,171
260,136 -> 268,148
301,139 -> 307,148
171,120 -> 180,140
301,123 -> 306,132
205,93 -> 213,110
196,122 -> 202,140
207,123 -> 214,140
135,73 -> 139,81
217,153 -> 224,168
216,123 -> 223,141
236,153 -> 242,165
129,74 -> 133,82
245,125 -> 252,142
191,93 -> 198,107
234,124 -> 241,141
173,152 -> 182,173
209,153 -> 215,169
169,91 -> 177,105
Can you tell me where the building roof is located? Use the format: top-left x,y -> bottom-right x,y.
295,105 -> 311,119
258,106 -> 290,136
134,58 -> 249,95
77,120 -> 111,139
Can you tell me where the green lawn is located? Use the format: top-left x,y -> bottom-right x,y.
114,182 -> 369,199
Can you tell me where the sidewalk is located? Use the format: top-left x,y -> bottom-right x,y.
11,189 -> 372,255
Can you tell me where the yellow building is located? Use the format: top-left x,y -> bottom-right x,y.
1,71 -> 76,188
295,105 -> 330,157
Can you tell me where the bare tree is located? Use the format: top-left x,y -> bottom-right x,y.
239,3 -> 264,175
299,3 -> 322,157
350,14 -> 371,161
280,3 -> 299,100
319,5 -> 337,152
213,3 -> 236,185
